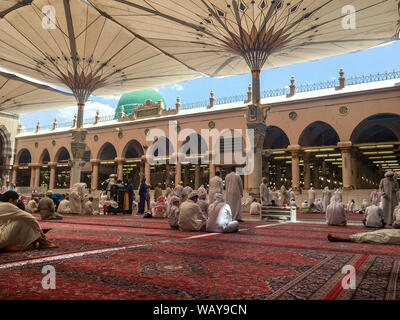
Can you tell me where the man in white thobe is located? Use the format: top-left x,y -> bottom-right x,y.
206,193 -> 239,233
363,200 -> 385,228
326,196 -> 347,226
308,187 -> 316,206
250,199 -> 262,216
209,171 -> 223,204
174,181 -> 184,200
260,178 -> 270,205
167,196 -> 180,229
225,167 -> 243,222
379,171 -> 399,225
322,187 -> 331,213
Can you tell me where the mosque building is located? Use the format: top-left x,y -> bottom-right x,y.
2,70 -> 400,201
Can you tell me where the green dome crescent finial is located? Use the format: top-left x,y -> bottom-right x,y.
114,88 -> 167,119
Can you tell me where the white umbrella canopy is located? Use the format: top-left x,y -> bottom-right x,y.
0,70 -> 76,114
0,0 -> 199,106
90,0 -> 400,103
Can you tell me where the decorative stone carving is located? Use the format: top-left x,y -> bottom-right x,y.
35,120 -> 40,132
94,110 -> 100,124
52,118 -> 58,130
118,99 -> 178,122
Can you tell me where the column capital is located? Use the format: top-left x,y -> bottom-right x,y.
48,162 -> 57,167
90,159 -> 101,165
28,163 -> 42,168
287,144 -> 301,153
114,157 -> 126,164
337,141 -> 353,149
12,164 -> 19,170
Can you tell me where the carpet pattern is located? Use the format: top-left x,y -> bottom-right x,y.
1,215 -> 400,300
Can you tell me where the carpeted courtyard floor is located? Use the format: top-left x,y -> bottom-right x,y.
1,213 -> 400,300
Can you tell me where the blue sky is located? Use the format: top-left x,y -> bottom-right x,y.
19,40 -> 400,129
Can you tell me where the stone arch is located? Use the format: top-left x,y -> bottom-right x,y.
350,113 -> 400,144
298,121 -> 340,147
97,142 -> 117,160
122,140 -> 144,159
54,147 -> 71,162
39,149 -> 50,163
264,126 -> 290,149
16,148 -> 32,164
181,133 -> 208,156
148,136 -> 174,158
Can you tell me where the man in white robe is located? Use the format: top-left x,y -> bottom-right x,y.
209,171 -> 223,204
57,197 -> 71,214
83,196 -> 98,215
26,197 -> 39,214
379,171 -> 399,225
279,185 -> 288,206
167,196 -> 180,229
178,192 -> 206,231
197,185 -> 209,218
363,200 -> 385,228
260,178 -> 270,205
322,187 -> 331,213
326,196 -> 347,226
206,193 -> 239,233
308,187 -> 316,206
0,191 -> 57,251
225,167 -> 243,222
250,199 -> 262,216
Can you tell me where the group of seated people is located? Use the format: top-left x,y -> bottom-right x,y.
142,185 -> 239,234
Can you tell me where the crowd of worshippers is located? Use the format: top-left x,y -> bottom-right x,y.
253,171 -> 400,229
132,167 -> 244,233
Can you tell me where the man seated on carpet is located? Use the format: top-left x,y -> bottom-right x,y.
26,196 -> 39,214
167,196 -> 180,229
0,191 -> 57,252
250,198 -> 261,216
197,185 -> 209,218
58,195 -> 71,214
391,205 -> 400,229
83,196 -> 98,215
326,195 -> 347,226
178,191 -> 206,232
363,200 -> 385,228
206,193 -> 239,233
38,191 -> 63,220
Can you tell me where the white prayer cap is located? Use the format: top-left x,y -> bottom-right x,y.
46,190 -> 53,196
170,196 -> 180,203
188,191 -> 198,199
385,171 -> 395,177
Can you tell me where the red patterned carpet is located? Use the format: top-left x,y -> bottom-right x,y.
1,214 -> 400,300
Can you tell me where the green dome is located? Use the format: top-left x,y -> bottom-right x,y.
114,89 -> 167,119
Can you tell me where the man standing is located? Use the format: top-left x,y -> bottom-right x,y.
225,167 -> 243,222
259,177 -> 270,205
209,171 -> 223,204
154,182 -> 163,201
379,171 -> 399,225
126,178 -> 134,215
138,178 -> 147,214
308,187 -> 316,206
175,181 -> 184,200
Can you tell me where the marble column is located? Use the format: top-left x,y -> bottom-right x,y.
175,160 -> 182,186
115,157 -> 126,181
48,162 -> 57,190
303,155 -> 311,190
34,165 -> 40,188
90,159 -> 100,192
288,145 -> 301,193
338,141 -> 353,190
11,165 -> 18,185
145,160 -> 151,185
195,164 -> 200,190
29,164 -> 35,188
209,151 -> 215,182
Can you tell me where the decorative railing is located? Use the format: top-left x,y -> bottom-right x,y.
20,69 -> 400,133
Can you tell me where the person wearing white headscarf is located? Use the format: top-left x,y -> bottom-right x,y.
326,193 -> 347,226
178,191 -> 206,231
209,171 -> 223,204
250,199 -> 262,216
57,196 -> 71,215
308,187 -> 316,206
334,189 -> 342,203
379,171 -> 399,225
206,193 -> 239,233
26,197 -> 39,214
167,196 -> 180,228
363,197 -> 385,228
260,178 -> 270,205
197,185 -> 209,218
174,181 -> 184,200
322,187 -> 331,213
225,167 -> 243,221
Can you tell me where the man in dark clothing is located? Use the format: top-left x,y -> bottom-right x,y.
126,178 -> 134,214
138,178 -> 147,214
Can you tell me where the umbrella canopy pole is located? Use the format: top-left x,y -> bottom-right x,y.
77,103 -> 85,129
252,69 -> 261,105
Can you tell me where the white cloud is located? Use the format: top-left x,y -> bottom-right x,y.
57,101 -> 115,121
170,83 -> 184,91
97,94 -> 122,101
